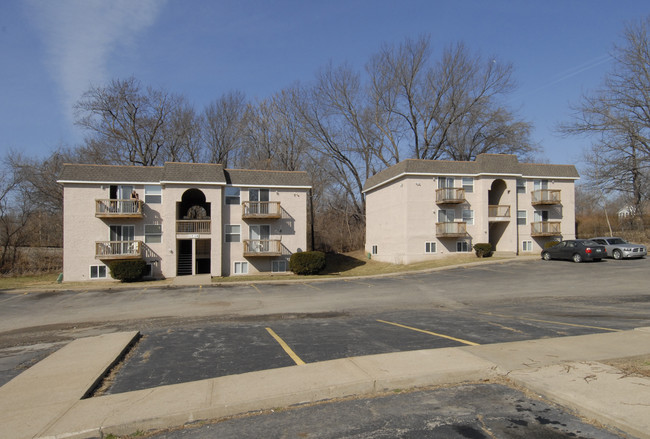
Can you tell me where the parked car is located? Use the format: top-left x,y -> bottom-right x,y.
590,237 -> 647,259
541,239 -> 607,263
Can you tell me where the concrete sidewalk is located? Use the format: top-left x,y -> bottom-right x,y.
2,329 -> 650,439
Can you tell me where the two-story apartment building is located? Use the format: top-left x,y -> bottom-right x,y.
363,154 -> 579,264
58,162 -> 311,281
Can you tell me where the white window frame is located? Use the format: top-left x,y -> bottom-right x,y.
522,240 -> 533,252
272,260 -> 287,273
425,242 -> 437,254
90,265 -> 107,279
517,210 -> 527,226
144,224 -> 162,244
225,224 -> 241,243
225,187 -> 240,205
144,185 -> 162,204
462,209 -> 474,225
456,240 -> 471,252
233,261 -> 248,275
462,177 -> 474,193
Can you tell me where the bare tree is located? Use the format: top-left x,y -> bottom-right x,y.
368,37 -> 535,162
201,91 -> 248,167
560,17 -> 650,228
75,77 -> 182,166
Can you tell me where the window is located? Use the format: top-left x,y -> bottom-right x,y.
456,240 -> 471,252
144,224 -> 162,243
234,261 -> 248,274
225,187 -> 240,205
517,179 -> 526,194
438,176 -> 454,188
462,177 -> 474,193
533,179 -> 549,191
144,185 -> 161,203
372,245 -> 378,255
272,260 -> 287,273
462,209 -> 474,225
249,188 -> 269,202
225,225 -> 241,242
90,265 -> 107,279
438,209 -> 455,223
522,240 -> 533,252
534,210 -> 549,222
517,210 -> 527,226
425,242 -> 437,253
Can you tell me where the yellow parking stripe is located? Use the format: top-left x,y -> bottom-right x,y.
265,327 -> 305,365
377,319 -> 480,346
479,312 -> 621,332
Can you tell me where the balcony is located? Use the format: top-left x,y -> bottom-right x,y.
488,205 -> 511,222
243,239 -> 282,257
95,240 -> 143,259
531,189 -> 561,205
95,199 -> 144,218
436,222 -> 467,238
436,188 -> 465,204
176,220 -> 211,235
242,201 -> 282,219
531,221 -> 561,237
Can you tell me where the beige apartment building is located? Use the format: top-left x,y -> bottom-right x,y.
58,162 -> 311,281
363,154 -> 579,264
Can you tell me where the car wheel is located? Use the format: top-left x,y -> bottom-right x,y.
542,252 -> 551,261
613,249 -> 622,260
572,253 -> 583,263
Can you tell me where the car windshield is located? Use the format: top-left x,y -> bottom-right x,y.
607,238 -> 626,244
581,240 -> 599,246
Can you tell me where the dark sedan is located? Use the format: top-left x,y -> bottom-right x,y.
541,239 -> 607,263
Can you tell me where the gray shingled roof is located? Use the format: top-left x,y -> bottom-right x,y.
363,154 -> 579,192
225,169 -> 312,187
58,162 -> 312,188
58,164 -> 164,183
161,162 -> 226,184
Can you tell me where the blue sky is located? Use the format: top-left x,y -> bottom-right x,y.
2,0 -> 649,168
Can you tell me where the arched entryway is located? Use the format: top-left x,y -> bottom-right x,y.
488,179 -> 509,251
176,189 -> 211,276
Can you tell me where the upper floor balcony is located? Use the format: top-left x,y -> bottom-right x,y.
436,222 -> 467,238
176,220 -> 211,235
95,199 -> 144,218
95,240 -> 143,260
531,189 -> 561,205
488,205 -> 511,222
243,239 -> 282,257
435,188 -> 466,204
531,221 -> 561,237
242,201 -> 282,219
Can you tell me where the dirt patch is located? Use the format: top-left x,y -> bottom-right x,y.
604,355 -> 650,378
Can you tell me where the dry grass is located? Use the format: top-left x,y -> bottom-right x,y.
605,355 -> 650,378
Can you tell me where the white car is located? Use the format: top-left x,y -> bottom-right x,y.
591,237 -> 647,260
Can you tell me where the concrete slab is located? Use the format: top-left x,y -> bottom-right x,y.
508,361 -> 650,439
172,274 -> 212,286
461,327 -> 650,372
0,331 -> 139,439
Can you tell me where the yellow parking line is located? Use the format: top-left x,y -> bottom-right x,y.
479,312 -> 621,332
377,319 -> 480,346
302,283 -> 322,291
266,327 -> 305,365
249,284 -> 262,294
344,279 -> 374,288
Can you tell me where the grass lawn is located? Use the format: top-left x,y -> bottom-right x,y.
0,251 -> 501,291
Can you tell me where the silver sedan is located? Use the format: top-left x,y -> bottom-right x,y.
591,237 -> 647,259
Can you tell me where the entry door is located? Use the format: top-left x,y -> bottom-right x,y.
438,209 -> 455,223
249,188 -> 269,202
250,225 -> 270,252
533,210 -> 549,222
110,225 -> 135,254
533,180 -> 548,191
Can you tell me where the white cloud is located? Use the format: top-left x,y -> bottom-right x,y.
25,0 -> 164,124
